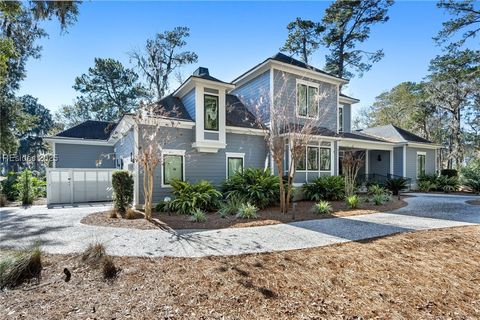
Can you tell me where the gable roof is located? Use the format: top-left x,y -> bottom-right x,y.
232,52 -> 348,84
340,132 -> 390,143
360,125 -> 433,144
150,95 -> 194,121
226,94 -> 263,129
56,120 -> 116,140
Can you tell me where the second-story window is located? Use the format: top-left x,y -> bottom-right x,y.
297,83 -> 319,118
204,94 -> 219,131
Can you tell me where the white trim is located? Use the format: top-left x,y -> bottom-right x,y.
174,76 -> 235,98
417,151 -> 427,155
44,137 -> 115,146
405,142 -> 442,149
191,141 -> 226,153
225,152 -> 245,179
269,67 -> 275,171
365,150 -> 369,175
293,143 -> 333,183
335,141 -> 339,176
390,149 -> 394,175
133,124 -> 140,207
339,95 -> 360,104
160,149 -> 186,188
52,142 -> 56,168
338,105 -> 344,133
416,151 -> 427,177
402,145 -> 407,177
226,126 -> 265,136
339,139 -> 394,150
295,79 -> 320,119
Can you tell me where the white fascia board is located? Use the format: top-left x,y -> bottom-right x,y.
226,126 -> 265,136
175,77 -> 234,98
405,142 -> 443,149
339,96 -> 360,104
270,61 -> 348,85
43,137 -> 115,146
339,138 -> 394,150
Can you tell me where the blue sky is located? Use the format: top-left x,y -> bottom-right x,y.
18,1 -> 462,120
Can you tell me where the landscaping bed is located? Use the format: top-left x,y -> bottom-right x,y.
1,226 -> 479,319
81,196 -> 408,230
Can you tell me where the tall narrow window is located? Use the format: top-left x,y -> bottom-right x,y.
307,147 -> 319,170
297,83 -> 319,118
338,106 -> 344,132
296,147 -> 306,170
320,147 -> 331,171
204,94 -> 219,131
417,153 -> 426,177
163,155 -> 183,185
227,157 -> 243,178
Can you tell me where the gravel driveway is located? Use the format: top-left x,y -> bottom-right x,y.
1,193 -> 478,257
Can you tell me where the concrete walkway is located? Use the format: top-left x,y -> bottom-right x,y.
1,193 -> 478,257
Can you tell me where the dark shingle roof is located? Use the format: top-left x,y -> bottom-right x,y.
226,94 -> 263,129
56,120 -> 116,140
341,132 -> 390,143
281,125 -> 337,137
233,52 -> 347,83
393,125 -> 432,143
151,95 -> 193,121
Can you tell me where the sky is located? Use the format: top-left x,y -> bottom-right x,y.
17,0 -> 469,120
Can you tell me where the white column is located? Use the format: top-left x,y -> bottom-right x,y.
403,145 -> 407,177
365,150 -> 369,176
390,149 -> 394,175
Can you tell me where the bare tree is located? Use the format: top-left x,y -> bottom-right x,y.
341,150 -> 365,197
252,72 -> 326,215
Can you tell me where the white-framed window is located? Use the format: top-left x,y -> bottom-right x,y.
296,80 -> 319,118
417,151 -> 426,177
320,147 -> 331,171
161,150 -> 186,187
338,105 -> 344,132
204,94 -> 219,131
226,152 -> 245,178
307,146 -> 319,170
295,144 -> 332,172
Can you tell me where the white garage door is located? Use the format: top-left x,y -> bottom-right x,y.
47,168 -> 114,205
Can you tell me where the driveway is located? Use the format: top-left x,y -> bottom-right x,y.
1,193 -> 479,257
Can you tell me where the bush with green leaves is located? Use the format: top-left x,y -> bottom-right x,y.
1,172 -> 19,201
346,195 -> 359,209
190,208 -> 207,222
368,185 -> 387,196
436,175 -> 459,192
372,194 -> 385,205
218,195 -> 244,218
385,177 -> 408,195
221,168 -> 279,209
417,180 -> 436,192
236,202 -> 258,219
111,170 -> 134,215
167,180 -> 222,214
302,176 -> 345,201
461,159 -> 480,194
15,170 -> 35,205
313,201 -> 332,214
417,173 -> 438,184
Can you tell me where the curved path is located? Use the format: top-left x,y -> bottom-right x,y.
1,193 -> 479,257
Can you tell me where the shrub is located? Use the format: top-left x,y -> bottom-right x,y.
15,170 -> 34,205
313,201 -> 332,214
418,180 -> 436,192
461,160 -> 480,193
0,172 -> 19,201
155,201 -> 167,212
418,173 -> 438,184
373,194 -> 385,205
190,208 -> 207,222
101,256 -> 118,280
222,168 -> 279,209
346,195 -> 359,209
218,195 -> 244,218
81,243 -> 106,267
302,176 -> 345,201
436,175 -> 459,193
368,185 -> 387,196
167,180 -> 222,214
111,170 -> 134,216
385,177 -> 408,196
236,202 -> 258,219
441,169 -> 458,178
0,244 -> 42,289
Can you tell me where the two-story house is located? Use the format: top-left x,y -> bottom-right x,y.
45,53 -> 441,205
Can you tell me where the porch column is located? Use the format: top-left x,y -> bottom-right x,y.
390,149 -> 394,175
365,150 -> 369,175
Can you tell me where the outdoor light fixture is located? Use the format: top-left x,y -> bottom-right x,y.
377,154 -> 382,161
130,152 -> 134,163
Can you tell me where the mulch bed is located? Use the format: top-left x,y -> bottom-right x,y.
81,196 -> 408,230
1,226 -> 479,319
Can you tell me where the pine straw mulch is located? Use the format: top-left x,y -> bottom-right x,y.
1,226 -> 480,319
81,197 -> 408,230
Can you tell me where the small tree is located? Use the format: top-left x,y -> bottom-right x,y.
15,169 -> 33,205
341,150 -> 364,197
281,18 -> 324,64
111,170 -> 134,216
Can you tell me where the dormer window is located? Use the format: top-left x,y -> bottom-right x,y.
297,81 -> 319,118
204,94 -> 219,131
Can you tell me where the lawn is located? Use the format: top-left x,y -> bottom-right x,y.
1,226 -> 479,319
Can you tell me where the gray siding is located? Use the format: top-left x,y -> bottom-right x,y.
114,130 -> 135,171
342,103 -> 351,133
181,88 -> 196,120
273,70 -> 338,132
55,143 -> 115,168
406,147 -> 436,182
231,70 -> 270,121
137,126 -> 267,203
368,150 -> 391,176
393,146 -> 404,176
